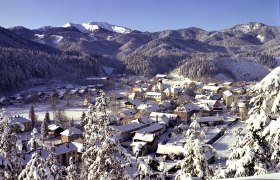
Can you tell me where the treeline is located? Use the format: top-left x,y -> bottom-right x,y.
123,53 -> 185,77
256,54 -> 277,69
0,47 -> 101,91
178,58 -> 219,80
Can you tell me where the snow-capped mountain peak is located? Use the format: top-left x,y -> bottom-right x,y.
62,21 -> 131,34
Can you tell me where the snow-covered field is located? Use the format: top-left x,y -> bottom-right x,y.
213,121 -> 247,166
5,102 -> 87,122
220,58 -> 270,81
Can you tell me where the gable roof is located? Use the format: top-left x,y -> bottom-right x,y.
136,124 -> 163,134
223,90 -> 233,97
133,133 -> 155,142
156,144 -> 185,155
202,85 -> 221,91
115,122 -> 148,133
60,127 -> 82,136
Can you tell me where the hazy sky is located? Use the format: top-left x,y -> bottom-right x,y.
0,0 -> 279,31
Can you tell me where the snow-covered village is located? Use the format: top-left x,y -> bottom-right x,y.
1,68 -> 280,179
1,0 -> 280,179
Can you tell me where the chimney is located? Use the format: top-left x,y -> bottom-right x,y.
156,115 -> 158,123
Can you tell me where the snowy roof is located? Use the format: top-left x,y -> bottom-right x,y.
155,74 -> 167,78
69,89 -> 78,94
238,102 -> 246,108
85,77 -> 109,80
223,90 -> 233,97
198,99 -> 219,107
124,99 -> 141,106
0,97 -> 7,102
121,109 -> 137,115
55,142 -> 77,155
48,124 -> 62,131
223,82 -> 232,85
138,116 -> 154,124
60,127 -> 82,136
115,122 -> 148,133
196,116 -> 223,123
136,124 -> 163,134
202,85 -> 221,91
184,103 -> 201,111
195,94 -> 208,99
156,144 -> 185,155
128,93 -> 136,100
150,112 -> 178,119
137,103 -> 160,112
11,117 -> 31,124
131,141 -> 147,147
133,133 -> 155,142
72,142 -> 83,153
145,92 -> 162,96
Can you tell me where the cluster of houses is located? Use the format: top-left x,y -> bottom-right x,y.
6,115 -> 83,166
112,75 -> 254,171
1,73 -> 257,176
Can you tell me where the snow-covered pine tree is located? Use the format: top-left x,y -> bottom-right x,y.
41,117 -> 48,142
0,112 -> 23,179
29,106 -> 36,128
45,146 -> 64,179
18,153 -> 46,180
66,157 -> 78,180
220,67 -> 280,178
82,92 -> 131,180
175,120 -> 215,179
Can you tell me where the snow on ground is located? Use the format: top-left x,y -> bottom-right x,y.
162,76 -> 193,86
5,102 -> 87,122
51,35 -> 63,45
256,34 -> 265,43
213,121 -> 247,167
220,58 -> 270,81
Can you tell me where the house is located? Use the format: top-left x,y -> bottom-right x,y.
156,144 -> 215,163
155,74 -> 167,79
202,85 -> 222,95
137,103 -> 160,113
223,90 -> 236,108
11,116 -> 32,132
197,99 -> 220,110
223,82 -> 233,88
238,102 -> 248,116
58,90 -> 67,100
131,133 -> 158,156
233,86 -> 246,95
149,112 -> 179,127
124,100 -> 141,109
115,122 -> 149,142
145,92 -> 164,102
136,123 -> 164,135
163,85 -> 182,97
84,76 -> 110,86
196,115 -> 224,126
60,127 -> 82,143
156,144 -> 184,160
48,124 -> 64,137
174,102 -> 201,120
0,97 -> 9,106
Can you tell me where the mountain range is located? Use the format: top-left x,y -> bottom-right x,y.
0,21 -> 279,91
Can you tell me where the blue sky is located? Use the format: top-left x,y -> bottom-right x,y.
0,0 -> 279,31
